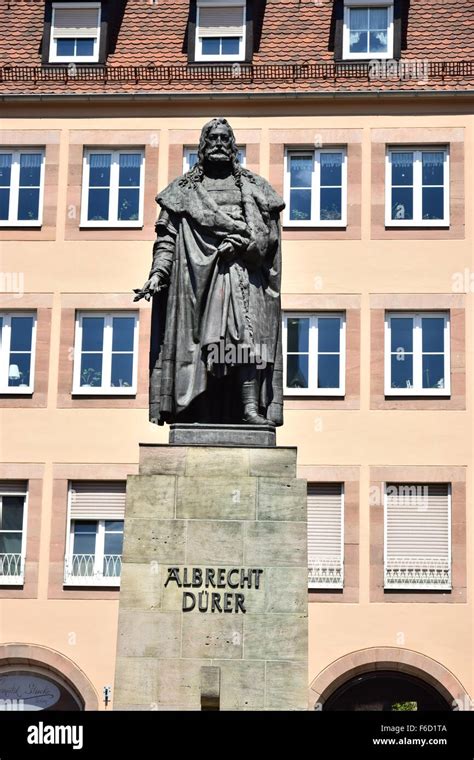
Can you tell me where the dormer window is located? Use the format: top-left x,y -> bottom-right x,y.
342,1 -> 394,60
49,2 -> 101,63
195,0 -> 246,62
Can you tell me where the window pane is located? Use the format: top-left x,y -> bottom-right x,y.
105,520 -> 124,532
56,38 -> 75,56
350,30 -> 368,53
422,355 -> 445,389
0,533 -> 22,554
391,153 -> 413,185
87,189 -> 109,221
318,318 -> 341,352
104,531 -> 124,556
119,155 -> 141,187
370,30 -> 387,53
18,189 -> 40,221
76,38 -> 95,56
80,353 -> 103,387
390,318 -> 413,353
0,189 -> 10,220
290,155 -> 313,188
73,532 -> 96,555
391,187 -> 413,220
0,154 -> 12,187
422,152 -> 444,186
88,154 -> 111,187
290,189 -> 311,221
320,153 -> 342,186
422,318 -> 445,353
318,355 -> 340,389
422,187 -> 444,220
1,497 -> 24,531
369,7 -> 388,30
391,354 -> 413,389
320,188 -> 342,221
187,152 -> 199,169
8,353 -> 31,387
202,37 -> 220,55
350,8 -> 368,30
286,355 -> 309,389
221,37 -> 240,55
10,317 -> 33,351
112,317 -> 135,351
118,188 -> 140,221
81,317 -> 104,351
287,318 -> 309,352
19,154 -> 42,187
111,354 -> 133,388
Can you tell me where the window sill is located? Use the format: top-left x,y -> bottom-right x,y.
72,389 -> 137,397
284,222 -> 347,230
0,577 -> 24,586
284,392 -> 345,398
0,223 -> 42,229
384,222 -> 450,229
384,586 -> 452,592
63,579 -> 120,588
190,58 -> 246,65
0,389 -> 34,395
47,59 -> 101,66
384,392 -> 451,399
79,223 -> 144,230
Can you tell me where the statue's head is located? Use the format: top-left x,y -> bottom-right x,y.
198,117 -> 239,166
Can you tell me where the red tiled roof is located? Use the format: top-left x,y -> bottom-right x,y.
1,0 -> 473,96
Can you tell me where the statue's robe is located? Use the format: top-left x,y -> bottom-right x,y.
148,170 -> 285,426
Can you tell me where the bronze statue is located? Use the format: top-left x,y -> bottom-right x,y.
134,118 -> 285,427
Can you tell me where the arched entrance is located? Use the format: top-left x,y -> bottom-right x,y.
324,670 -> 451,711
0,644 -> 99,711
309,647 -> 471,712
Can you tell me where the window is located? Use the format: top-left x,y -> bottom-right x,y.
284,149 -> 347,227
386,148 -> 449,227
195,0 -> 246,61
81,149 -> 145,227
343,1 -> 394,60
0,150 -> 45,227
49,2 -> 101,63
308,484 -> 344,589
0,313 -> 36,394
0,481 -> 27,586
283,314 -> 346,396
183,145 -> 246,172
64,481 -> 125,587
385,312 -> 450,396
73,312 -> 138,395
384,484 -> 451,590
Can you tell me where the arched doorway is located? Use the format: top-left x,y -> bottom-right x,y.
0,644 -> 99,711
310,647 -> 471,712
324,670 -> 451,711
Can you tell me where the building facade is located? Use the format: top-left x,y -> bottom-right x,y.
0,0 -> 472,710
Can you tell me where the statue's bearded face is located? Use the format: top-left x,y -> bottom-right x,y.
203,124 -> 233,163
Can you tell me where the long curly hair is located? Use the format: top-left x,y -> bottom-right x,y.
180,117 -> 252,188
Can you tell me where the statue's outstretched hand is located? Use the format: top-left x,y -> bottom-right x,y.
133,273 -> 164,302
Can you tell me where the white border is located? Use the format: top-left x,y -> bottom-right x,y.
0,312 -> 37,394
283,147 -> 348,228
343,2 -> 394,61
282,312 -> 346,397
49,2 -> 101,63
308,483 -> 345,590
195,0 -> 246,62
0,149 -> 45,227
0,486 -> 28,586
80,148 -> 145,228
72,311 -> 139,395
385,146 -> 450,227
384,311 -> 451,396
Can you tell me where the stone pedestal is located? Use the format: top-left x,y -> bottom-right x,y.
113,442 -> 308,711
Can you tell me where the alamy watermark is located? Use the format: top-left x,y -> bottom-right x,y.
207,342 -> 269,371
368,59 -> 429,84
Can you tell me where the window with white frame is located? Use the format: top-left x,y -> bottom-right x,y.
64,481 -> 125,587
385,312 -> 450,396
0,150 -> 45,226
343,1 -> 394,60
81,149 -> 145,227
385,483 -> 451,590
284,149 -> 347,227
283,313 -> 346,396
49,2 -> 101,63
0,313 -> 36,394
183,145 -> 246,172
0,481 -> 27,586
73,312 -> 138,394
308,484 -> 344,589
386,147 -> 449,226
195,0 -> 246,61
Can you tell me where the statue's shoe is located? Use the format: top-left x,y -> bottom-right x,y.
242,409 -> 275,426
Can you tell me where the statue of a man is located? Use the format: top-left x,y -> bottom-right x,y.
135,118 -> 285,427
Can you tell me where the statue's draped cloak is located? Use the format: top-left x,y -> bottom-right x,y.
149,171 -> 285,426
